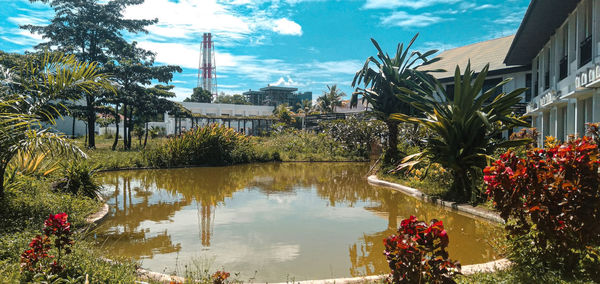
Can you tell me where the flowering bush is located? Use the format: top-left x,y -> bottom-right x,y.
383,216 -> 460,283
211,270 -> 230,284
20,213 -> 74,275
484,137 -> 600,279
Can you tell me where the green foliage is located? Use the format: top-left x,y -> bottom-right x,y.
256,129 -> 361,161
184,87 -> 213,103
484,137 -> 600,281
351,34 -> 439,164
144,124 -> 271,167
316,84 -> 344,113
392,63 -> 530,204
273,104 -> 295,126
53,161 -> 101,199
214,93 -> 249,105
320,116 -> 387,158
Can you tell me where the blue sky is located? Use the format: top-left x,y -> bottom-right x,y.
0,0 -> 530,101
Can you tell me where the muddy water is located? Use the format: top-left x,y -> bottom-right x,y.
95,163 -> 501,282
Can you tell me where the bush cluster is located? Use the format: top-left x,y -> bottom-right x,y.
384,216 -> 460,284
144,124 -> 278,167
320,116 -> 387,159
484,137 -> 600,281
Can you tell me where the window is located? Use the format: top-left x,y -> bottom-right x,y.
525,73 -> 532,102
483,78 -> 503,103
544,48 -> 550,90
559,25 -> 568,80
580,0 -> 593,67
445,84 -> 455,101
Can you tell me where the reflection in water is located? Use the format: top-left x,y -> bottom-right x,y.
96,163 -> 501,282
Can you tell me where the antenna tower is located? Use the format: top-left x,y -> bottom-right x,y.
197,33 -> 217,98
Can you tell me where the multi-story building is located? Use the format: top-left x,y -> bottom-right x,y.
506,0 -> 600,145
243,86 -> 312,108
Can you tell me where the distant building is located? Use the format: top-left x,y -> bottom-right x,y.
164,102 -> 275,135
243,86 -> 312,108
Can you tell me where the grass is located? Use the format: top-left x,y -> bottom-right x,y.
0,174 -> 138,283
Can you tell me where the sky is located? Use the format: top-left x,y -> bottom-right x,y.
0,0 -> 530,101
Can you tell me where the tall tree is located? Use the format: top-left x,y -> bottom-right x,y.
138,84 -> 177,148
104,42 -> 181,150
22,0 -> 157,148
317,84 -> 344,113
184,87 -> 212,103
351,34 -> 439,164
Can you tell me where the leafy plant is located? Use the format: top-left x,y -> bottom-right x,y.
144,124 -> 261,167
21,213 -> 73,277
320,116 -> 387,158
392,63 -> 530,204
351,34 -> 439,164
53,162 -> 101,199
384,216 -> 460,283
484,137 -> 600,280
316,84 -> 344,113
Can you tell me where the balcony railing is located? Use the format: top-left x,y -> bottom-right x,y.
559,55 -> 568,80
580,35 -> 592,67
544,72 -> 550,90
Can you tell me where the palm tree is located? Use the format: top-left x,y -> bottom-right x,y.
318,84 -> 344,113
391,63 -> 530,204
351,34 -> 439,164
296,99 -> 312,129
0,53 -> 113,196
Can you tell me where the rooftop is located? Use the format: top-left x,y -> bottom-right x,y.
259,86 -> 298,92
419,35 -> 524,80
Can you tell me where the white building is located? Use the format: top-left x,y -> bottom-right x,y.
506,0 -> 600,145
164,102 -> 275,135
420,35 -> 532,138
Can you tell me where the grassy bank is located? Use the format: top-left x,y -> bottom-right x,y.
0,175 -> 138,282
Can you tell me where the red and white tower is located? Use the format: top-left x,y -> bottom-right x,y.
198,32 -> 217,97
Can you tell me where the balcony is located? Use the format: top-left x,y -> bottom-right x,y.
559,56 -> 568,80
580,35 -> 592,67
526,101 -> 538,113
540,91 -> 559,107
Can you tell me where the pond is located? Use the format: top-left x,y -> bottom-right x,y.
95,163 -> 501,282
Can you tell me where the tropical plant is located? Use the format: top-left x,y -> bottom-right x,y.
53,161 -> 101,199
351,34 -> 439,164
273,104 -> 295,126
316,84 -> 344,113
484,137 -> 600,281
384,216 -> 460,283
392,63 -> 530,203
0,53 -> 110,196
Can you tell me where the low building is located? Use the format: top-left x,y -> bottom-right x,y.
164,102 -> 276,135
243,86 -> 312,108
505,0 -> 600,145
419,35 -> 532,138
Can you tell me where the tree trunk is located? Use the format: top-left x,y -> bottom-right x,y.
112,104 -> 119,151
71,115 -> 76,138
86,94 -> 96,149
384,119 -> 399,165
143,122 -> 149,148
0,165 -> 5,199
122,104 -> 128,149
127,110 -> 133,150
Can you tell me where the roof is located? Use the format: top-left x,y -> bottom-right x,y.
505,0 -> 581,65
260,86 -> 298,92
419,35 -> 526,80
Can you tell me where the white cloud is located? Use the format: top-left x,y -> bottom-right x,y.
382,11 -> 445,27
272,18 -> 302,36
364,0 -> 461,9
271,76 -> 304,87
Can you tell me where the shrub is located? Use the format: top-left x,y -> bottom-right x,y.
484,137 -> 600,280
320,116 -> 387,159
53,161 -> 101,199
144,124 -> 272,167
384,216 -> 460,283
256,129 -> 353,161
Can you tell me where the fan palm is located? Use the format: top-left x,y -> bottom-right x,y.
351,34 -> 439,164
391,63 -> 530,204
0,53 -> 113,196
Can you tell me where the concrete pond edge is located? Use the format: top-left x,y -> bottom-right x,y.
82,173 -> 511,284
